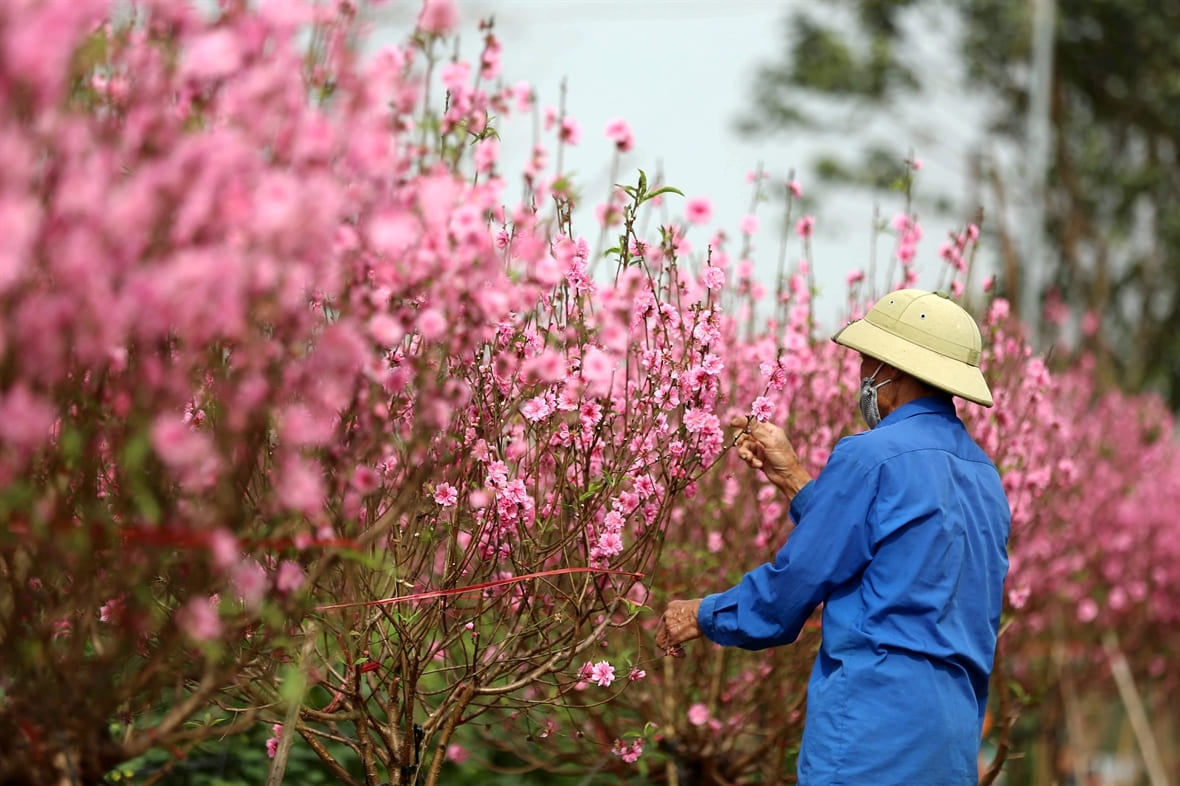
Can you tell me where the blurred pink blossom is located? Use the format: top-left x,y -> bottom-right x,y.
416,0 -> 459,34
685,196 -> 713,226
603,118 -> 634,152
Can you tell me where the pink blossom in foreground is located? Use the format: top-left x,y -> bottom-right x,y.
274,560 -> 305,595
702,265 -> 725,291
433,482 -> 459,507
589,660 -> 616,687
612,738 -> 644,763
750,396 -> 774,421
604,118 -> 634,152
416,0 -> 459,34
684,196 -> 713,226
795,215 -> 815,238
231,559 -> 268,611
560,116 -> 582,145
176,596 -> 222,643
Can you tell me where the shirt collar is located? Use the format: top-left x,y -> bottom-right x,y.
878,393 -> 956,427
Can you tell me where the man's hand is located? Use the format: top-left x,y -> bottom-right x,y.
655,598 -> 703,656
731,417 -> 812,499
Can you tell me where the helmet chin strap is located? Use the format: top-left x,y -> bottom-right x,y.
859,363 -> 895,428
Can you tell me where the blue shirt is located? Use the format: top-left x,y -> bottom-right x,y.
698,395 -> 1010,786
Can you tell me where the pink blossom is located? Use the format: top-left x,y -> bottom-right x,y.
149,414 -> 220,489
787,179 -> 803,198
560,116 -> 582,145
351,465 -> 381,495
433,482 -> 459,507
511,81 -> 533,111
0,195 -> 39,293
684,196 -> 713,226
738,214 -> 760,235
182,30 -> 243,83
521,395 -> 554,422
1076,597 -> 1100,623
474,138 -> 499,173
604,118 -> 634,152
795,215 -> 815,238
589,660 -> 615,687
592,532 -> 624,559
580,346 -> 615,395
275,560 -> 306,595
687,702 -> 710,726
683,407 -> 719,434
446,744 -> 468,764
368,314 -> 404,346
206,528 -> 240,571
416,0 -> 459,35
417,308 -> 447,341
750,396 -> 774,421
278,405 -> 336,448
0,384 -> 55,452
628,667 -> 646,681
231,559 -> 268,611
176,596 -> 222,643
266,724 -> 282,758
702,266 -> 725,291
276,456 -> 326,515
99,597 -> 125,624
612,738 -> 644,763
440,61 -> 470,92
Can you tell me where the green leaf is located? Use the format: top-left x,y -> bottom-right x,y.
640,186 -> 684,204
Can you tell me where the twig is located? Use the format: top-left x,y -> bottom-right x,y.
1103,631 -> 1172,786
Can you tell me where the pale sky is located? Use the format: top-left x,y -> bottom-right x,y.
375,0 -> 1003,329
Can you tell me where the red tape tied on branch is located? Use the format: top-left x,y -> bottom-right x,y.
315,567 -> 644,611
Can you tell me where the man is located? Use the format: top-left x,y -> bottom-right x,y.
656,289 -> 1011,786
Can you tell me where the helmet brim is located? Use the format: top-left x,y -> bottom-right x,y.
833,318 -> 994,407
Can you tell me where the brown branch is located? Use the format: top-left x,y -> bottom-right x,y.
300,727 -> 361,786
122,659 -> 242,759
422,681 -> 476,786
981,633 -> 1017,786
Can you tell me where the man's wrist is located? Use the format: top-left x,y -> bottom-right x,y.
776,468 -> 811,499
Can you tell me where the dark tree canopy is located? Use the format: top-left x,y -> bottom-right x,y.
742,0 -> 1180,409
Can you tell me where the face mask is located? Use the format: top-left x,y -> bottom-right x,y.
859,362 -> 893,429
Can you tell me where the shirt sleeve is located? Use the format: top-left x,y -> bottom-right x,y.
697,438 -> 878,650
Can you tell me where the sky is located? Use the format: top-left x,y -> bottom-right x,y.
373,0 -> 1003,330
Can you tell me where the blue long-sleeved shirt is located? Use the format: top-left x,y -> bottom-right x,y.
698,395 -> 1010,786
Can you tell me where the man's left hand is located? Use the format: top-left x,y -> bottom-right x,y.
655,598 -> 704,656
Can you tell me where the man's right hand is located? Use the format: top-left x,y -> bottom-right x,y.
730,417 -> 812,500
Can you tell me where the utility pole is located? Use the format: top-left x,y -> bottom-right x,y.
1021,0 -> 1056,333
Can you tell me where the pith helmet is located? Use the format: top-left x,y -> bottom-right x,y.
832,289 -> 993,407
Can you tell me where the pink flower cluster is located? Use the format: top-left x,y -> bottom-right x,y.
4,2 -> 1179,782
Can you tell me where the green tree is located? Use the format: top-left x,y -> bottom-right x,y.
741,0 -> 1180,409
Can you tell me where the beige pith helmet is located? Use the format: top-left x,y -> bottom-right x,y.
832,289 -> 994,407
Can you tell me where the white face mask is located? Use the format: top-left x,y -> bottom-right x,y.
859,362 -> 894,429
